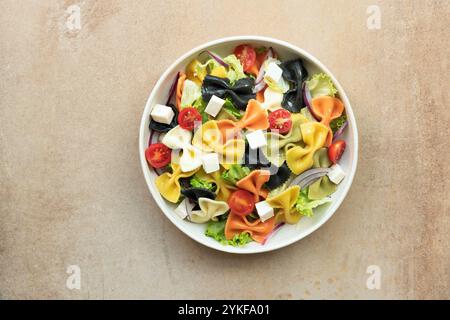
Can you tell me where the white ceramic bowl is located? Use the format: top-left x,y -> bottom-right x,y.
139,36 -> 358,254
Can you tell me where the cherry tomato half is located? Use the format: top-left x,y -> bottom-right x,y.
328,140 -> 346,164
228,190 -> 255,216
234,45 -> 256,73
268,109 -> 292,134
177,107 -> 202,130
145,143 -> 171,168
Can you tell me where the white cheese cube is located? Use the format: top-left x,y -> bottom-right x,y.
202,152 -> 220,173
151,104 -> 175,125
265,62 -> 283,83
255,201 -> 274,222
205,95 -> 225,117
327,164 -> 346,184
174,199 -> 195,219
246,130 -> 267,149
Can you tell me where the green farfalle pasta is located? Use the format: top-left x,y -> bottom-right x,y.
307,148 -> 337,200
262,113 -> 308,166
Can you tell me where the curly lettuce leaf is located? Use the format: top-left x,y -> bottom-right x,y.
190,175 -> 216,191
223,54 -> 246,84
180,79 -> 201,108
205,220 -> 253,246
295,188 -> 331,217
263,58 -> 289,93
305,73 -> 338,98
330,115 -> 347,133
221,164 -> 251,185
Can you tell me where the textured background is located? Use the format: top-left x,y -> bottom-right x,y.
0,0 -> 449,299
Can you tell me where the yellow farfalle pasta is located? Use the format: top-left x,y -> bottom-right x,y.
192,120 -> 245,168
195,168 -> 236,202
285,122 -> 329,175
190,197 -> 229,224
155,163 -> 199,203
266,185 -> 301,224
261,114 -> 309,166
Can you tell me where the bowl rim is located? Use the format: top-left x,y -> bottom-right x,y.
139,35 -> 358,254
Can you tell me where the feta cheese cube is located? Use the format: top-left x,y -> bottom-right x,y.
246,130 -> 267,149
265,62 -> 283,83
174,199 -> 195,219
151,104 -> 175,125
205,95 -> 225,117
327,164 -> 346,184
255,201 -> 274,222
202,152 -> 220,173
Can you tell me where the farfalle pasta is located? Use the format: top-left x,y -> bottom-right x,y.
236,170 -> 270,202
310,96 -> 344,146
266,186 -> 300,224
225,212 -> 275,243
190,198 -> 229,223
162,125 -> 203,172
145,44 -> 349,247
155,163 -> 199,203
192,120 -> 245,167
285,122 -> 329,174
216,99 -> 269,141
261,113 -> 308,166
307,148 -> 337,200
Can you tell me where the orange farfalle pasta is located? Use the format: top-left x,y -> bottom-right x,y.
176,72 -> 186,111
310,96 -> 344,146
236,170 -> 270,202
217,99 -> 269,142
225,212 -> 275,243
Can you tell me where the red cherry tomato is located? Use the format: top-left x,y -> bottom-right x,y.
177,107 -> 202,130
234,45 -> 256,73
328,140 -> 346,164
228,190 -> 255,216
145,143 -> 171,168
268,109 -> 292,134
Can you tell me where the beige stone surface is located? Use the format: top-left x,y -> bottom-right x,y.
0,0 -> 449,299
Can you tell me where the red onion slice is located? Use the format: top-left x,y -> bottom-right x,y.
333,121 -> 348,141
290,168 -> 331,189
200,50 -> 229,68
253,81 -> 266,94
262,222 -> 285,245
302,82 -> 320,121
165,72 -> 180,105
255,47 -> 274,84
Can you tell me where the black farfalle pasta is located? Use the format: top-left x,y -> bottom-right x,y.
280,59 -> 308,113
243,143 -> 271,169
181,188 -> 216,203
149,103 -> 178,132
243,143 -> 291,190
201,75 -> 256,110
264,163 -> 291,190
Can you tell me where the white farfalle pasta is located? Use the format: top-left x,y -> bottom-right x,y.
190,198 -> 229,224
162,125 -> 203,172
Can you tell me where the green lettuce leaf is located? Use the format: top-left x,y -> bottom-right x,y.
305,73 -> 338,98
190,175 -> 216,191
222,98 -> 243,119
295,188 -> 332,217
221,164 -> 251,185
223,54 -> 246,84
180,79 -> 201,107
205,220 -> 253,246
192,97 -> 209,123
330,115 -> 347,133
